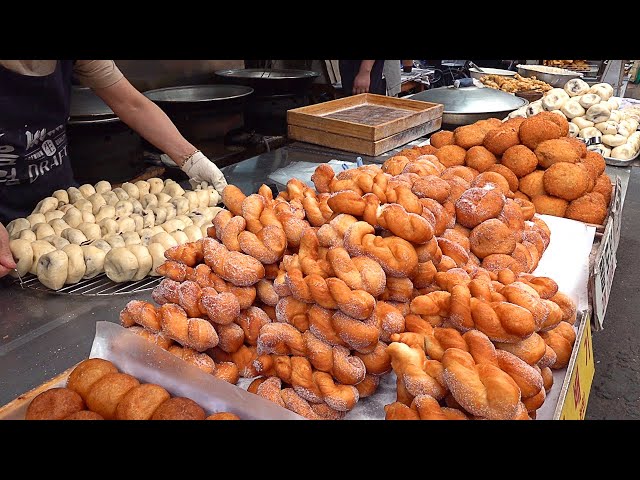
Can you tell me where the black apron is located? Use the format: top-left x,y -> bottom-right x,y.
0,60 -> 76,224
338,60 -> 386,96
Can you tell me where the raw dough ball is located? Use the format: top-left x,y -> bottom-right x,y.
102,191 -> 119,206
148,178 -> 164,195
147,242 -> 166,276
579,127 -> 601,140
114,200 -> 134,219
73,198 -> 93,213
130,199 -> 144,215
152,206 -> 167,225
121,182 -> 140,200
170,196 -> 190,215
174,215 -> 193,227
26,213 -> 46,226
30,240 -> 56,274
62,208 -> 83,228
95,205 -> 116,224
61,228 -> 88,245
37,249 -> 69,290
94,180 -> 112,194
78,184 -> 96,198
589,83 -> 614,101
112,187 -> 130,201
81,211 -> 95,224
127,244 -> 152,280
595,121 -> 619,135
572,117 -> 594,130
62,244 -> 86,284
150,232 -> 178,249
162,182 -> 185,197
104,247 -> 139,282
610,110 -> 623,123
585,104 -> 611,123
99,218 -> 119,236
34,223 -> 55,240
525,100 -> 544,117
589,145 -> 612,157
117,217 -> 136,234
142,210 -> 156,228
610,144 -> 636,160
200,225 -> 209,237
161,203 -> 177,221
81,245 -> 106,279
53,189 -> 70,204
135,180 -> 150,197
67,187 -> 84,204
32,197 -> 58,214
44,210 -> 64,222
9,239 -> 33,277
170,230 -> 189,245
140,193 -> 158,210
568,123 -> 580,137
6,218 -> 31,238
208,189 -> 221,207
130,213 -> 144,232
87,193 -> 106,215
155,192 -> 172,205
183,191 -> 199,211
564,78 -> 590,97
549,109 -> 567,120
541,88 -> 570,111
608,97 -> 622,110
77,222 -> 101,241
42,235 -> 70,250
190,215 -> 209,228
602,134 -> 627,147
509,107 -> 528,119
579,94 -> 601,109
196,190 -> 210,209
58,204 -> 75,213
161,218 -> 186,233
18,229 -> 37,242
183,225 -> 203,242
139,228 -> 155,246
91,239 -> 112,253
560,100 -> 585,119
149,226 -> 165,236
104,234 -> 126,249
122,231 -> 141,246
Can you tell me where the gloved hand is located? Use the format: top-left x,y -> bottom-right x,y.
0,223 -> 17,279
180,151 -> 228,196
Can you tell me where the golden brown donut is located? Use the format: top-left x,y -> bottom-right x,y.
151,397 -> 206,420
85,373 -> 140,420
66,358 -> 119,402
471,171 -> 512,197
464,146 -> 497,173
500,145 -> 539,178
445,175 -> 471,204
206,412 -> 241,420
434,144 -> 467,168
455,187 -> 506,229
469,219 -> 517,259
64,410 -> 104,420
430,130 -> 455,148
442,228 -> 471,252
495,332 -> 547,365
418,145 -> 439,156
420,198 -> 452,236
382,155 -> 411,176
26,388 -> 85,420
580,151 -> 607,179
518,116 -> 563,150
519,170 -> 546,198
535,139 -> 581,169
565,192 -> 608,225
543,163 -> 590,201
531,194 -> 569,217
503,117 -> 526,129
592,173 -> 613,206
558,137 -> 588,158
440,165 -> 479,184
514,190 -> 530,202
213,362 -> 240,384
453,124 -> 487,149
411,175 -> 451,204
482,253 -> 525,275
487,164 -> 519,193
115,383 -> 171,420
540,322 -> 576,370
483,124 -> 520,156
513,198 -> 536,221
536,111 -> 570,137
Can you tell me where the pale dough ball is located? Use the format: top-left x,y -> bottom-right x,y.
6,218 -> 31,238
94,180 -> 112,195
37,249 -> 69,290
117,217 -> 136,234
18,229 -> 37,242
121,182 -> 140,200
148,178 -> 164,195
34,223 -> 55,240
9,239 -> 33,277
91,239 -> 112,253
78,184 -> 96,198
130,199 -> 144,215
81,245 -> 106,279
127,244 -> 153,280
155,192 -> 172,205
170,197 -> 190,216
147,243 -> 166,277
572,117 -> 594,130
152,206 -> 167,225
135,180 -> 150,197
161,218 -> 186,233
114,200 -> 134,219
183,191 -> 199,211
95,205 -> 117,224
57,204 -> 75,214
104,234 -> 126,249
182,225 -> 203,242
73,199 -> 93,213
162,203 -> 177,221
32,197 -> 59,215
30,240 -> 56,275
104,247 -> 139,282
67,187 -> 84,204
102,191 -> 119,206
610,144 -> 636,159
49,218 -> 71,237
112,187 -> 130,201
26,213 -> 46,226
196,190 -> 210,209
42,235 -> 70,250
174,215 -> 193,227
170,231 -> 189,245
139,228 -> 155,246
81,211 -> 95,224
200,224 -> 210,237
142,210 -> 156,229
162,182 -> 185,197
150,232 -> 178,249
77,222 -> 101,241
44,210 -> 64,222
99,218 -> 119,236
62,208 -> 83,228
208,189 -> 221,206
87,193 -> 107,215
149,226 -> 165,236
140,193 -> 158,210
589,83 -> 614,101
52,189 -> 69,204
61,228 -> 88,245
62,244 -> 86,284
130,214 -> 144,232
122,231 -> 141,246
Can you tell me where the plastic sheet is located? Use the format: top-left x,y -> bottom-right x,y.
267,159 -> 357,188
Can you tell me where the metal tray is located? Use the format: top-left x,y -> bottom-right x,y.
604,148 -> 640,166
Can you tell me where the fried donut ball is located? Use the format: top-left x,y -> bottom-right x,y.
64,410 -> 104,420
519,170 -> 546,198
430,130 -> 455,148
418,145 -> 438,155
453,124 -> 486,149
487,165 -> 519,193
535,139 -> 581,169
519,116 -> 563,150
501,145 -> 538,178
558,137 -> 588,158
536,111 -> 570,137
206,412 -> 241,420
565,192 -> 608,225
471,171 -> 512,197
446,175 -> 471,203
115,383 -> 171,420
592,173 -> 613,206
66,358 -> 119,401
531,195 -> 569,217
85,373 -> 140,420
455,187 -> 506,228
469,219 -> 517,259
503,117 -> 526,129
513,198 -> 535,221
434,144 -> 467,167
483,124 -> 521,156
382,156 -> 411,176
465,146 -> 497,172
482,253 -> 525,275
151,397 -> 206,420
26,388 -> 85,420
513,190 -> 530,202
580,151 -> 607,179
412,175 -> 451,203
440,165 -> 478,184
543,163 -> 590,201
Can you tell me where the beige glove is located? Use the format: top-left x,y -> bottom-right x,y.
180,151 -> 228,195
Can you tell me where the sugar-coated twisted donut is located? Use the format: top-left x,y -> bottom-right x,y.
316,213 -> 358,248
158,303 -> 219,352
164,239 -> 204,267
326,247 -> 387,297
202,237 -> 265,287
386,341 -> 447,400
221,185 -> 247,216
236,306 -> 272,346
210,345 -> 259,378
167,344 -> 217,375
539,322 -> 576,369
126,325 -> 173,350
385,395 -> 468,420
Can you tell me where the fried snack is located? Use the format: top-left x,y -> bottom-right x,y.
541,366 -> 554,392
580,151 -> 607,180
66,358 -> 119,401
565,192 -> 608,225
164,240 -> 204,267
500,145 -> 538,178
222,185 -> 246,216
127,326 -> 174,350
206,412 -> 241,420
453,124 -> 486,149
120,299 -> 161,331
483,124 -> 520,156
115,383 -> 171,420
494,332 -> 547,365
64,410 -> 104,420
26,388 -> 85,420
535,139 -> 581,169
151,397 -> 206,420
543,163 -> 590,201
540,322 -> 576,369
482,253 -> 525,275
85,373 -> 140,420
386,341 -> 447,400
487,165 -> 519,193
168,345 -> 217,374
558,136 -> 588,158
384,402 -> 420,420
430,130 -> 455,148
536,111 -> 570,138
471,171 -> 512,197
411,175 -> 451,203
382,156 -> 412,176
469,219 -> 517,258
302,193 -> 333,227
550,292 -> 577,325
518,116 -> 563,150
503,117 -> 526,129
592,173 -> 613,206
202,237 -> 265,287
159,303 -> 219,352
440,165 -> 478,184
435,145 -> 467,167
518,170 -> 546,198
355,374 -> 381,398
455,187 -> 506,229
237,306 -> 272,346
213,362 -> 240,384
418,145 -> 438,156
531,195 -> 569,217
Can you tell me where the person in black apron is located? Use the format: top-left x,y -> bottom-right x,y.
339,60 -> 386,96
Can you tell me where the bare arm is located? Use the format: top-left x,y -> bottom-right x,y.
353,60 -> 377,95
91,77 -> 196,167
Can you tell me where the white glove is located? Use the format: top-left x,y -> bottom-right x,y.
180,151 -> 228,195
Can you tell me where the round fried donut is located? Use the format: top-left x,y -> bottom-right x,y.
455,187 -> 506,228
535,139 -> 581,169
487,165 -> 519,193
85,373 -> 140,420
531,195 -> 569,217
64,410 -> 104,420
558,137 -> 588,158
430,130 -> 455,148
446,175 -> 471,203
382,156 -> 411,176
465,146 -> 497,172
453,124 -> 486,149
471,171 -> 512,197
26,388 -> 85,420
498,199 -> 525,240
483,124 -> 520,156
536,111 -> 570,137
151,397 -> 206,420
418,145 -> 439,155
592,173 -> 612,206
550,291 -> 577,325
514,198 -> 535,220
565,192 -> 608,225
115,383 -> 171,420
503,117 -> 526,129
580,151 -> 606,179
440,165 -> 479,184
543,163 -> 590,201
514,191 -> 530,202
434,145 -> 467,168
518,116 -> 563,150
500,145 -> 538,178
206,412 -> 241,420
442,228 -> 471,252
66,358 -> 119,401
469,219 -> 517,259
518,170 -> 546,198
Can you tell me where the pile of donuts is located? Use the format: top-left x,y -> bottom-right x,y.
508,79 -> 640,160
414,111 -> 613,225
25,358 -> 240,420
118,151 -> 578,420
5,177 -> 222,290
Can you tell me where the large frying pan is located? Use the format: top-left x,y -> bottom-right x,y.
213,68 -> 319,96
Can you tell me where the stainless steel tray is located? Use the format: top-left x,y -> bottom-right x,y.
604,148 -> 640,166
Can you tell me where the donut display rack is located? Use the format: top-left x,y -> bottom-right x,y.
11,272 -> 162,296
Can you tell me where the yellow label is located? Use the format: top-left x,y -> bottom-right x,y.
560,320 -> 594,420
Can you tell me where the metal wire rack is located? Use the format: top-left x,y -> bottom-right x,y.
13,272 -> 162,296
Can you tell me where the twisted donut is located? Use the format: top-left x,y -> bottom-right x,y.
302,193 -> 333,227
494,332 -> 547,366
307,304 -> 346,347
221,185 -> 247,216
120,300 -> 162,332
549,292 -> 577,325
410,291 -> 452,327
210,345 -> 259,378
127,325 -> 173,350
385,394 -> 469,420
158,303 -> 219,352
387,341 -> 447,400
380,277 -> 414,302
330,311 -> 380,354
273,201 -> 310,248
326,247 -> 386,296
275,296 -> 311,332
202,237 -> 265,286
540,322 -> 576,369
355,374 -> 381,398
164,240 -> 204,267
317,214 -> 358,248
251,376 -> 329,420
237,306 -> 272,346
369,301 -> 405,342
167,344 -> 216,375
241,194 -> 282,234
354,342 -> 391,375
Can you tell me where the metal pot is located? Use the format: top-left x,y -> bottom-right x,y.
213,69 -> 319,96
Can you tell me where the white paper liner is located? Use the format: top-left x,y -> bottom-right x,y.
267,159 -> 357,188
